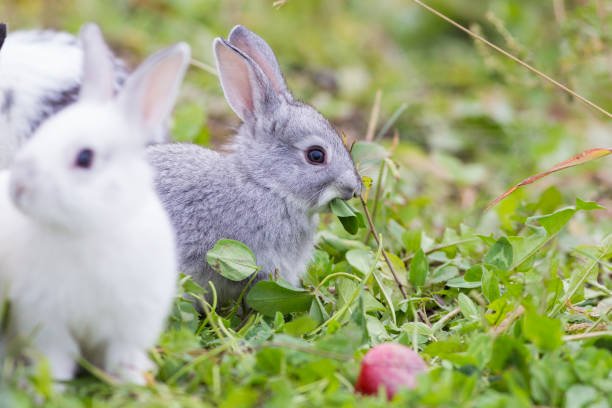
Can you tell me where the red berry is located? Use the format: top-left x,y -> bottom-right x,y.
355,343 -> 427,400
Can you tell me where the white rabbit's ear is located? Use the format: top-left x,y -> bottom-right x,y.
117,43 -> 190,140
214,38 -> 280,123
0,24 -> 7,50
227,25 -> 289,97
79,23 -> 115,102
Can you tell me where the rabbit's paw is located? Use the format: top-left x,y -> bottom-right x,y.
105,345 -> 154,385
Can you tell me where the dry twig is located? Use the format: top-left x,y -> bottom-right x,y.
491,305 -> 525,336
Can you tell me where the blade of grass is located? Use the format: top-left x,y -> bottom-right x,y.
371,267 -> 397,325
315,272 -> 362,293
77,357 -> 118,386
167,343 -> 232,385
549,243 -> 609,317
375,102 -> 408,140
365,90 -> 382,141
190,58 -> 218,76
364,159 -> 387,244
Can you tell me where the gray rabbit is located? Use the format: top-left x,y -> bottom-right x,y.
147,25 -> 362,304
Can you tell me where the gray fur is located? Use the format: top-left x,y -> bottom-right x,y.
147,26 -> 362,304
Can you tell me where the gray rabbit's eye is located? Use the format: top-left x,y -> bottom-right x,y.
74,148 -> 95,169
306,146 -> 326,165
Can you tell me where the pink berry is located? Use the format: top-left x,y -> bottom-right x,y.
355,343 -> 427,400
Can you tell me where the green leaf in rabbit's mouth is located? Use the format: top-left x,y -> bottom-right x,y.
330,198 -> 365,235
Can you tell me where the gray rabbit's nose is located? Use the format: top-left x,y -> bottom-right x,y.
340,188 -> 356,201
338,170 -> 363,200
345,184 -> 361,199
348,173 -> 363,199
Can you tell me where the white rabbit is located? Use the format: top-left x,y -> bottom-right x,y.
147,26 -> 362,305
0,24 -> 168,170
0,23 -> 189,385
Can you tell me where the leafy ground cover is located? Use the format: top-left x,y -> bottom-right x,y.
0,1 -> 610,407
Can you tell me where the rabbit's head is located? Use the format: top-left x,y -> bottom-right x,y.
214,26 -> 362,211
0,24 -> 6,50
9,23 -> 190,230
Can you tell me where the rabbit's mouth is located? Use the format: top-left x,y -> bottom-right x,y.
313,184 -> 357,211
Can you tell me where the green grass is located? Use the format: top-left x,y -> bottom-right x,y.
0,1 -> 610,406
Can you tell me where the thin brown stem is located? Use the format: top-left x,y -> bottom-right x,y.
418,308 -> 431,327
563,331 -> 612,342
360,195 -> 408,299
491,305 -> 525,336
432,307 -> 461,333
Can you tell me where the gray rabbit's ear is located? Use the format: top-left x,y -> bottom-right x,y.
214,37 -> 280,123
117,43 -> 190,142
0,24 -> 7,50
227,25 -> 289,97
78,23 -> 116,102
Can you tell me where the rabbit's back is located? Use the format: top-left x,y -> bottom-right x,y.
147,143 -> 318,302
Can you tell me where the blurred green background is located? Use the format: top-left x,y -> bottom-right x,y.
2,0 -> 610,232
0,4 -> 610,405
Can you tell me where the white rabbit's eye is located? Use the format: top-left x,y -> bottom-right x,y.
74,148 -> 95,169
306,146 -> 326,165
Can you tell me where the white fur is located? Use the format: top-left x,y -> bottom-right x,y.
0,24 -> 190,385
0,30 -> 82,168
0,169 -> 177,382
